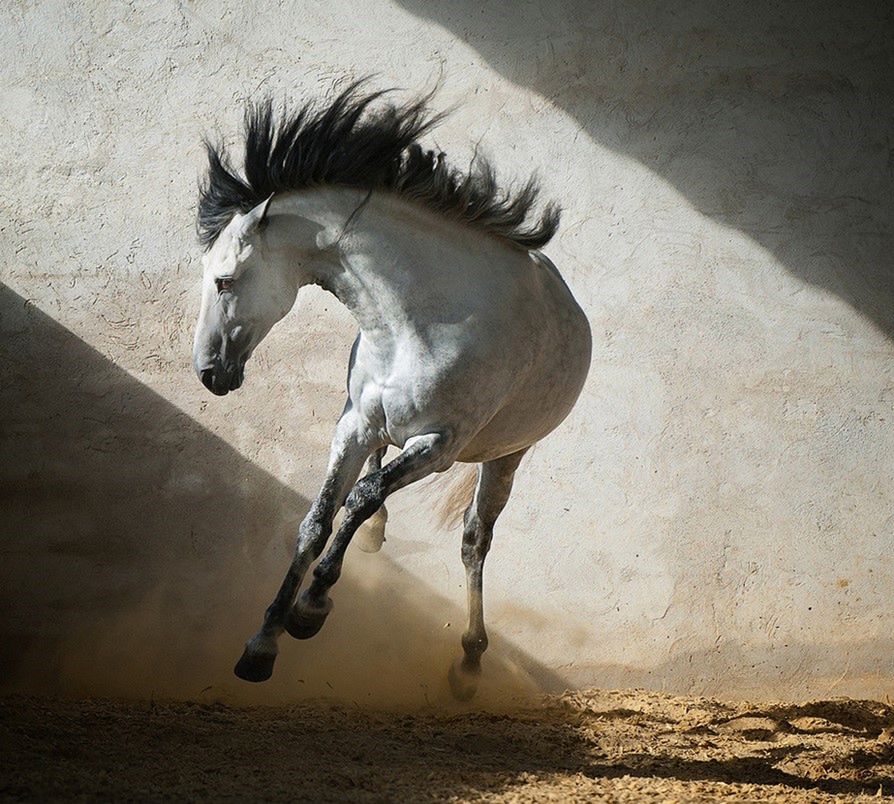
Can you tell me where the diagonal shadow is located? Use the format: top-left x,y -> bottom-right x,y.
0,283 -> 562,706
395,0 -> 894,337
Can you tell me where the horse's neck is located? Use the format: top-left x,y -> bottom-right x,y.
274,188 -> 505,343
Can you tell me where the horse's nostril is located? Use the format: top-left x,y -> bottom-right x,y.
201,368 -> 215,392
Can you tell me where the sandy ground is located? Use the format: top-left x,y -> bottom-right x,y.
2,689 -> 893,802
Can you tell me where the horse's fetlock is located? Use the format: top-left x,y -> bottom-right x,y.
312,560 -> 340,588
462,630 -> 488,656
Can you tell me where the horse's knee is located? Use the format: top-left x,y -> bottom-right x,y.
345,474 -> 385,520
296,518 -> 330,557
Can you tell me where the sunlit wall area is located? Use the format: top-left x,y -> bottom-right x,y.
1,1 -> 891,702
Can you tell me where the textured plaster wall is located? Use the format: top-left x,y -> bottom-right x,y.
1,1 -> 892,703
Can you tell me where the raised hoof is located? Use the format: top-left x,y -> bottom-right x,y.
355,506 -> 388,554
285,597 -> 333,640
448,657 -> 480,701
234,648 -> 276,683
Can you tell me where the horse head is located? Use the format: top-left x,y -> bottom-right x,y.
192,194 -> 296,395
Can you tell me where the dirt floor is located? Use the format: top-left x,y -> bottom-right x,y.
2,689 -> 893,802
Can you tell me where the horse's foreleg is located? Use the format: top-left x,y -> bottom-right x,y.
353,447 -> 388,553
286,432 -> 455,638
234,412 -> 372,682
449,448 -> 527,701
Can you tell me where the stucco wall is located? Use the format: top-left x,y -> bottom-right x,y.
2,1 -> 892,704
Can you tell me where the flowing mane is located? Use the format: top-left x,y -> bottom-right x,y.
197,79 -> 560,251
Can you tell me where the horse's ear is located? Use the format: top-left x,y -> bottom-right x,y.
234,193 -> 274,241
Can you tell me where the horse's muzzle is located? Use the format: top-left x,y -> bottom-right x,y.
199,363 -> 244,396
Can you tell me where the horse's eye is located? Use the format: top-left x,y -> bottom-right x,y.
216,277 -> 234,293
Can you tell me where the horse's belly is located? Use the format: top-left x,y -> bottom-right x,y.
456,380 -> 581,462
458,320 -> 591,462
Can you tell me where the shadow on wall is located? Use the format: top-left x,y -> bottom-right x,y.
397,0 -> 894,337
0,283 -> 561,707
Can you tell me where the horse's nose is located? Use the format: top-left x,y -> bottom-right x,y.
200,367 -> 231,396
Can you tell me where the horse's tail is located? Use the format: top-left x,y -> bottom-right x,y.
432,463 -> 479,530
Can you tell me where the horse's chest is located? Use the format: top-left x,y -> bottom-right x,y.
349,343 -> 473,447
350,368 -> 437,447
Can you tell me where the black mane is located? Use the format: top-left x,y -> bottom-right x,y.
198,80 -> 560,251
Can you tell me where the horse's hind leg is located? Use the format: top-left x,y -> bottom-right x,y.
353,447 -> 388,553
449,448 -> 527,701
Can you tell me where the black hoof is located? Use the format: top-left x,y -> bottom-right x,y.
234,648 -> 276,682
448,657 -> 480,701
284,597 -> 333,640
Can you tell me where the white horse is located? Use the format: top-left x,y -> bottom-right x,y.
192,82 -> 591,698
